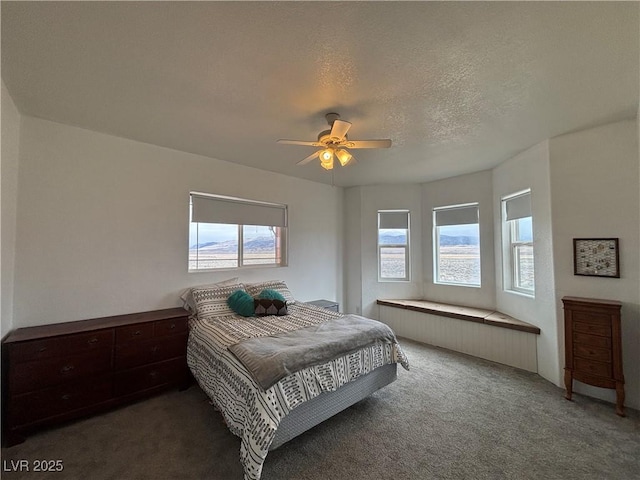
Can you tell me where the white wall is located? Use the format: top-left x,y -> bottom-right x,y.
493,141 -> 559,386
13,116 -> 344,327
422,170 -> 495,310
549,119 -> 640,410
344,184 -> 423,319
343,187 -> 362,315
1,81 -> 21,337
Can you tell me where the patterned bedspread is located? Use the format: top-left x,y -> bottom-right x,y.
187,302 -> 409,480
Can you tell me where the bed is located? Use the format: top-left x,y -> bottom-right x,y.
184,280 -> 409,480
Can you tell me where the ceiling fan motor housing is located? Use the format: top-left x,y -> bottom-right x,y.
317,129 -> 347,145
325,112 -> 341,125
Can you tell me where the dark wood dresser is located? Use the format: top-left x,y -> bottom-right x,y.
2,307 -> 190,446
562,296 -> 624,416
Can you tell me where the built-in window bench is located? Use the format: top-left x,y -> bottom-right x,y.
377,299 -> 540,372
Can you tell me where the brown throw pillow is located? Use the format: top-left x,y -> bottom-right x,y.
253,298 -> 288,316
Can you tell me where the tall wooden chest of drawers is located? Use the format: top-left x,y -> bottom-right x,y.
2,308 -> 190,446
562,296 -> 624,416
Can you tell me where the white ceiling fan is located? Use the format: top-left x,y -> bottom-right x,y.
277,113 -> 392,170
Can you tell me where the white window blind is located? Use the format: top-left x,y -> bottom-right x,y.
504,192 -> 531,221
434,204 -> 478,226
379,211 -> 409,229
191,193 -> 287,227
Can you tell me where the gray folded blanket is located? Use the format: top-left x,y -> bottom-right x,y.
228,314 -> 398,390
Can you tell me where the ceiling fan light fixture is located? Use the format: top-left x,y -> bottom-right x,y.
319,148 -> 334,170
336,149 -> 353,166
320,157 -> 334,170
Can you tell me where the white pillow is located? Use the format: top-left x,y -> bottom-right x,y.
180,277 -> 239,313
245,280 -> 296,304
191,283 -> 245,318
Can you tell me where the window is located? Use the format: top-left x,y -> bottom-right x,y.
502,190 -> 534,295
433,203 -> 480,286
189,193 -> 287,271
378,210 -> 410,281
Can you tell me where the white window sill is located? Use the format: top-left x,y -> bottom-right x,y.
504,288 -> 535,299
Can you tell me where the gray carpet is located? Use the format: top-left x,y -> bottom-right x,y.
2,339 -> 638,480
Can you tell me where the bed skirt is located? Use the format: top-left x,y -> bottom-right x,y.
270,362 -> 398,450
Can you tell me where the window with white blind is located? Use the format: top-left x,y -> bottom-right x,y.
378,210 -> 410,281
502,190 -> 534,295
433,203 -> 480,286
189,193 -> 288,271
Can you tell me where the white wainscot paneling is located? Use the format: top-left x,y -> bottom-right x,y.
380,306 -> 537,372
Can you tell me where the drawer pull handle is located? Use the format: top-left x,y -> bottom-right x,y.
151,346 -> 159,353
38,347 -> 48,353
132,330 -> 143,336
61,394 -> 71,401
170,323 -> 176,329
149,371 -> 159,378
87,337 -> 99,344
60,364 -> 75,374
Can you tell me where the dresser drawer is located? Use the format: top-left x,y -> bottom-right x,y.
572,311 -> 611,325
573,343 -> 611,363
574,357 -> 612,378
9,377 -> 112,427
114,333 -> 188,370
573,332 -> 612,348
116,323 -> 154,344
10,348 -> 112,395
573,321 -> 610,337
10,330 -> 113,363
113,357 -> 187,397
154,317 -> 188,337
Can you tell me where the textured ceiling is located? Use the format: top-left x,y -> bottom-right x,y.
2,2 -> 638,187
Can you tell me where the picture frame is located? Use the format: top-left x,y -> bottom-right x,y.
573,238 -> 619,278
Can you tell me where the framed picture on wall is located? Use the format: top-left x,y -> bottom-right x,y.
573,238 -> 619,278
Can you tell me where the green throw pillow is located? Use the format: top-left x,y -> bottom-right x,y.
227,289 -> 255,317
256,288 -> 286,302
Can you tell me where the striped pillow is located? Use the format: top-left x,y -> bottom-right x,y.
246,280 -> 296,304
179,277 -> 240,313
192,283 -> 245,318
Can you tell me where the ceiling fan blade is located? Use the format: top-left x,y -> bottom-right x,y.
277,139 -> 318,147
296,151 -> 320,165
347,139 -> 392,149
330,119 -> 352,141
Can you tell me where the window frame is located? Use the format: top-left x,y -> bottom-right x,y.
510,221 -> 534,294
502,190 -> 534,297
377,210 -> 410,282
188,193 -> 288,272
432,203 -> 481,288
